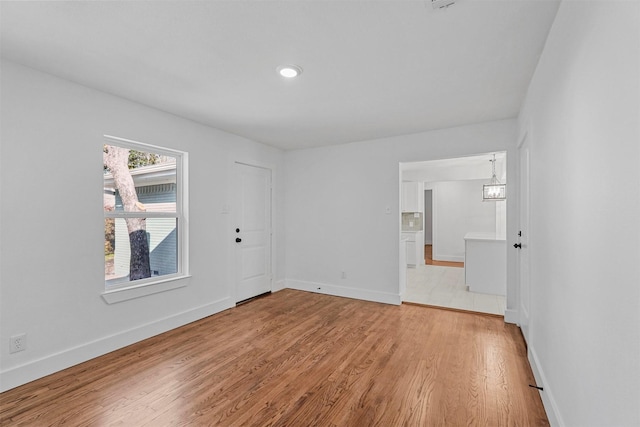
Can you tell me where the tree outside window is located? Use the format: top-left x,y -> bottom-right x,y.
103,138 -> 183,289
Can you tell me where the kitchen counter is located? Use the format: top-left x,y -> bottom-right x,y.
463,232 -> 506,242
464,232 -> 506,296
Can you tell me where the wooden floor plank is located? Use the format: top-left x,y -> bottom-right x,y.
0,289 -> 548,426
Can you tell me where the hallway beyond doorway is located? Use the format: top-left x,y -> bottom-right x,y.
424,244 -> 464,268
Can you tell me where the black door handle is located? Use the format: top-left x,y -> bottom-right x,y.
513,243 -> 522,249
236,238 -> 242,243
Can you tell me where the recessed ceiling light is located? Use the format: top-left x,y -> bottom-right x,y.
277,64 -> 303,78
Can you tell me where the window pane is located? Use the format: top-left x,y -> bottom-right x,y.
112,183 -> 177,214
105,217 -> 115,264
105,217 -> 178,286
103,139 -> 186,293
104,145 -> 176,214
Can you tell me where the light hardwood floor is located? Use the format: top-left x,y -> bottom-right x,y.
0,290 -> 548,426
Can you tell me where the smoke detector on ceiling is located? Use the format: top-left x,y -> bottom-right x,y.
431,0 -> 455,9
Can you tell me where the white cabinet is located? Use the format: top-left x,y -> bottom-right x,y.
406,240 -> 416,267
464,232 -> 506,296
402,181 -> 423,212
402,231 -> 423,267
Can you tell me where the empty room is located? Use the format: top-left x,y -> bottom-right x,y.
1,1 -> 638,426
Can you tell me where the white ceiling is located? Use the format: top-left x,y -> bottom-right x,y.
0,1 -> 559,150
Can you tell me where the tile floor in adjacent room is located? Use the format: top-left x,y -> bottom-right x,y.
404,264 -> 506,316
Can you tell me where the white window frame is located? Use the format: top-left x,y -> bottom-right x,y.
102,135 -> 190,304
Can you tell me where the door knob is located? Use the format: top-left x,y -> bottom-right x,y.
513,243 -> 522,249
236,238 -> 242,243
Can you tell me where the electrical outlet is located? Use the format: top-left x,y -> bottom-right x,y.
10,334 -> 26,353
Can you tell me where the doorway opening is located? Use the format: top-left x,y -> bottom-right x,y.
423,190 -> 464,267
400,152 -> 507,315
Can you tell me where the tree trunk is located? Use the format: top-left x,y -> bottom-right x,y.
128,229 -> 151,280
104,145 -> 151,280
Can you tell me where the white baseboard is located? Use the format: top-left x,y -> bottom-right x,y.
433,253 -> 465,263
504,308 -> 519,324
528,345 -> 564,427
286,279 -> 401,306
0,297 -> 234,393
273,279 -> 286,292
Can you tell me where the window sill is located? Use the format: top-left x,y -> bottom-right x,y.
101,275 -> 191,304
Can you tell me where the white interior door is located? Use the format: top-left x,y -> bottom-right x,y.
234,163 -> 272,302
518,137 -> 531,344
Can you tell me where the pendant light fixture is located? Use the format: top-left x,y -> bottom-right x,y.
483,154 -> 506,201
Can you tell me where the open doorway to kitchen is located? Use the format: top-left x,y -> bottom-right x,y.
399,153 -> 507,316
424,188 -> 464,268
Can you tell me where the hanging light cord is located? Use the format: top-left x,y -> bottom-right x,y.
490,155 -> 500,184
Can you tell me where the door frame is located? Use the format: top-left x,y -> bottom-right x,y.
230,159 -> 276,304
399,153 -> 511,310
516,130 -> 531,343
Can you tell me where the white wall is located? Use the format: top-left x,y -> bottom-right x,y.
284,119 -> 518,306
428,180 -> 497,262
0,61 -> 285,391
424,190 -> 433,244
518,2 -> 640,426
